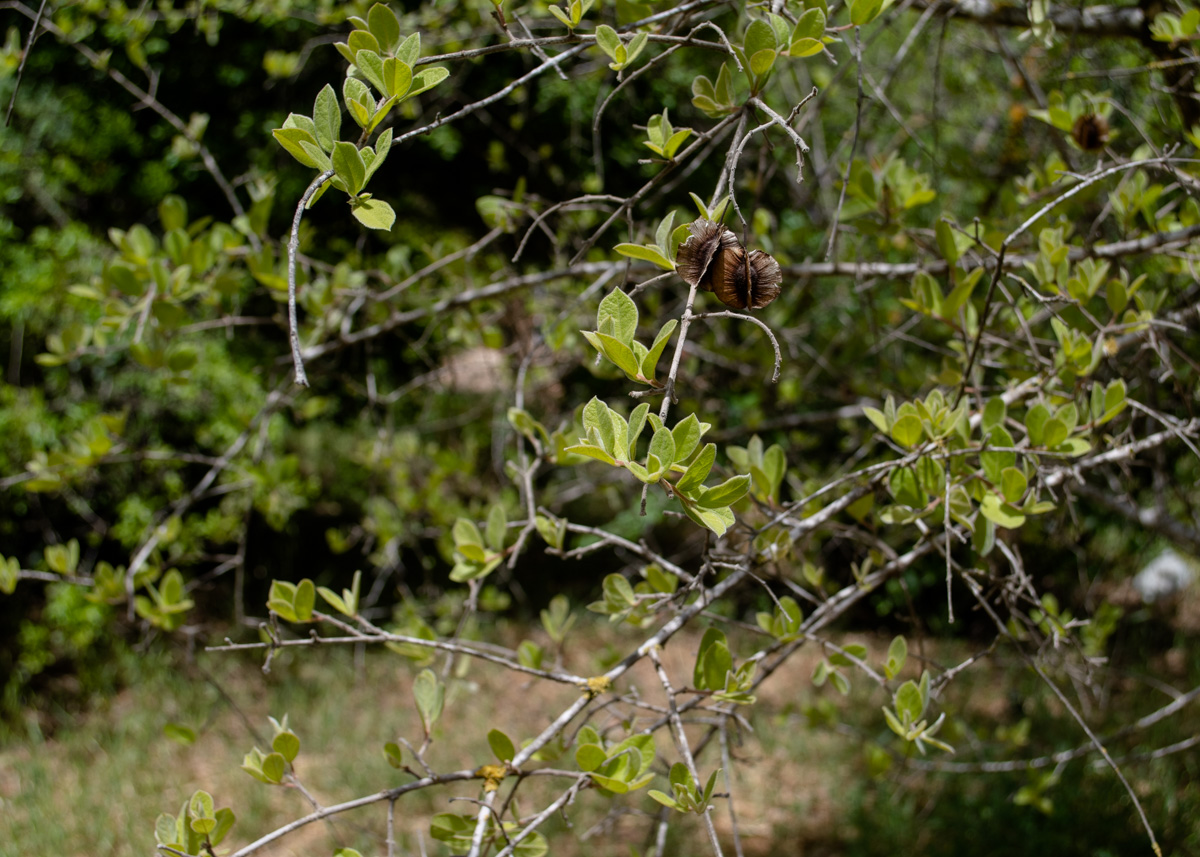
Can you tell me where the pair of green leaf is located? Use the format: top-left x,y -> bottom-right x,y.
642,109 -> 693,160
0,554 -> 20,595
903,268 -> 983,323
593,24 -> 648,71
450,506 -> 507,582
414,667 -> 445,736
582,286 -> 677,385
539,593 -> 575,643
268,572 -> 361,620
788,8 -> 829,57
812,642 -> 868,695
155,791 -> 235,857
431,813 -> 548,857
648,763 -> 721,814
533,513 -> 568,552
694,627 -> 758,704
613,209 -> 688,271
44,538 -> 80,575
575,727 -> 656,793
134,569 -> 194,631
1089,379 -> 1127,426
692,64 -> 737,118
242,718 -> 300,785
587,566 -> 677,627
882,670 -> 954,755
738,18 -> 784,88
755,595 -> 803,641
727,435 -> 787,504
548,0 -> 593,31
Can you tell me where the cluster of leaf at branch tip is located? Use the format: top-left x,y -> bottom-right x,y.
266,569 -> 361,622
862,380 -> 1125,546
431,812 -> 548,857
575,726 -> 657,793
1148,6 -> 1200,46
684,0 -> 848,108
883,669 -> 953,756
241,714 -> 301,785
271,4 -> 450,230
155,789 -> 236,857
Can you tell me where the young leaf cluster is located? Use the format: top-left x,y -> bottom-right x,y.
882,671 -> 954,755
581,286 -> 677,385
694,627 -> 757,704
272,4 -> 450,230
566,397 -> 750,536
575,726 -> 656,793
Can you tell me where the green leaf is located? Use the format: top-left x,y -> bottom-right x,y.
885,635 -> 907,679
890,414 -> 924,448
671,415 -> 701,464
1000,467 -> 1028,505
367,3 -> 401,52
1101,379 -> 1127,424
356,49 -> 387,95
681,503 -> 735,536
595,332 -> 642,379
565,444 -> 617,465
894,680 -> 923,723
698,474 -> 751,508
1024,403 -> 1049,446
576,743 -> 607,772
488,728 -> 516,762
164,722 -> 197,744
749,48 -> 777,77
261,752 -> 287,783
408,66 -> 450,99
863,406 -> 889,434
596,287 -> 640,344
485,504 -> 507,552
383,58 -> 413,99
676,443 -> 716,492
790,9 -> 826,56
648,427 -> 676,472
272,730 -> 300,763
351,197 -> 396,230
982,397 -> 1006,431
273,127 -> 324,168
641,319 -> 677,381
548,4 -> 573,28
332,142 -> 367,195
294,578 -> 315,621
850,0 -> 884,25
595,24 -> 621,57
397,32 -> 421,65
413,668 -> 445,733
744,19 -> 777,56
980,494 -> 1026,529
1041,417 -> 1068,449
313,85 -> 340,151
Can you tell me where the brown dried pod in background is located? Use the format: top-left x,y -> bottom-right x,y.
675,218 -> 783,310
675,218 -> 740,292
1071,114 -> 1110,151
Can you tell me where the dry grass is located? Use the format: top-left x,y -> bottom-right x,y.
0,618 -> 891,857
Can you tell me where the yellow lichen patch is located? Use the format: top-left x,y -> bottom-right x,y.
475,763 -> 507,792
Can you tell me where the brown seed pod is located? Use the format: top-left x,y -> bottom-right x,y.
675,219 -> 740,292
1071,114 -> 1110,152
675,218 -> 783,310
710,247 -> 782,310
